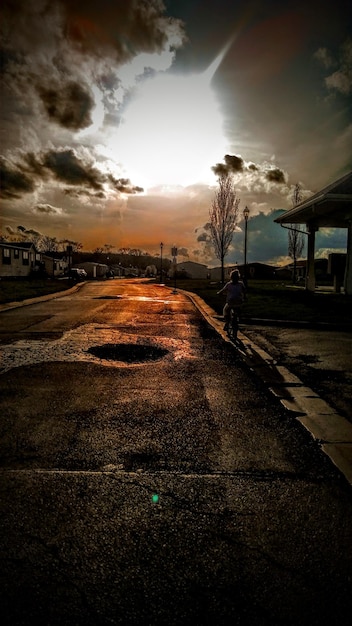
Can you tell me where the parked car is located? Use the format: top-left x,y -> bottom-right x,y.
68,268 -> 87,281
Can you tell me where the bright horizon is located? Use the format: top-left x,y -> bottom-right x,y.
1,1 -> 351,265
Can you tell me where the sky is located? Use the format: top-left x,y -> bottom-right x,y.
1,0 -> 351,266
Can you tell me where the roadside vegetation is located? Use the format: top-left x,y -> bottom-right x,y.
172,278 -> 352,326
0,278 -> 71,305
0,276 -> 350,327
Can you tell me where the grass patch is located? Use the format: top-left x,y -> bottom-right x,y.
0,278 -> 71,305
170,278 -> 352,326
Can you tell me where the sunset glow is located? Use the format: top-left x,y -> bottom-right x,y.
114,70 -> 228,188
1,0 -> 350,263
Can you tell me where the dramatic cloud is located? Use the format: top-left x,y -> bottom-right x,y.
42,149 -> 105,189
0,1 -> 349,263
37,80 -> 95,130
32,204 -> 66,216
0,149 -> 144,200
315,38 -> 352,96
62,0 -> 185,59
197,231 -> 211,243
265,167 -> 286,184
212,154 -> 245,176
211,155 -> 287,190
0,157 -> 35,198
107,175 -> 144,194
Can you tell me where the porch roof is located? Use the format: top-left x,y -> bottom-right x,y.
274,171 -> 352,228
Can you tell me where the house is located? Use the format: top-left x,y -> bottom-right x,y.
210,262 -> 277,282
171,261 -> 209,279
275,259 -> 328,282
0,242 -> 41,278
75,262 -> 108,279
209,265 -> 237,282
42,253 -> 68,277
240,262 -> 276,280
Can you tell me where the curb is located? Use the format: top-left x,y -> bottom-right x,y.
178,288 -> 352,487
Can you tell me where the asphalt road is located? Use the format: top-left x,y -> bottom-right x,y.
1,279 -> 352,625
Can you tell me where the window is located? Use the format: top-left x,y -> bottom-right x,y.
2,248 -> 11,265
22,251 -> 29,265
14,249 -> 19,258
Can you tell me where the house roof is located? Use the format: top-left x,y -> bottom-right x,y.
176,260 -> 208,268
274,170 -> 352,228
0,241 -> 36,250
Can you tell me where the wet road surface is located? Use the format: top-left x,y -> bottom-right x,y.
1,280 -> 352,625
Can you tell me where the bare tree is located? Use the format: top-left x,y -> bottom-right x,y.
36,235 -> 59,253
288,183 -> 305,283
209,172 -> 240,283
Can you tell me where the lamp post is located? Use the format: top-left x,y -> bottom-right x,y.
66,244 -> 72,282
160,242 -> 163,284
171,245 -> 178,293
243,206 -> 250,285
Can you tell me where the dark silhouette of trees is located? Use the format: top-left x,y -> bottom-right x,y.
288,183 -> 305,283
209,172 -> 240,283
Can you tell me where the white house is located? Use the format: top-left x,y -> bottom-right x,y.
0,242 -> 40,278
75,262 -> 108,278
171,261 -> 209,279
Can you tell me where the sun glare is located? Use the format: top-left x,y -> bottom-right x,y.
114,69 -> 228,188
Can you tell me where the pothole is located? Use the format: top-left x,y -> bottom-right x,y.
87,342 -> 169,363
94,295 -> 122,299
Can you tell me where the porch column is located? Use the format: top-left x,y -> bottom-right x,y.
306,224 -> 317,292
344,221 -> 352,296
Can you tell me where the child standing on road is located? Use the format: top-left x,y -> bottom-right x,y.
217,270 -> 246,330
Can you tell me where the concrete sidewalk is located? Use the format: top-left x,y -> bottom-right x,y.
182,289 -> 352,487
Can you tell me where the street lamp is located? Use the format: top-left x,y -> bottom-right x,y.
171,245 -> 178,293
66,245 -> 72,281
243,206 -> 250,285
160,242 -> 164,284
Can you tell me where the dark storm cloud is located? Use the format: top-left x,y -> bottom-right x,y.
0,157 -> 35,198
197,231 -> 211,243
212,154 -> 246,176
224,154 -> 244,172
265,167 -> 286,184
107,174 -> 144,194
1,0 -> 184,58
1,149 -> 144,199
37,80 -> 94,130
0,0 -> 186,135
62,0 -> 185,58
64,188 -> 106,199
211,162 -> 229,177
42,149 -> 105,189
